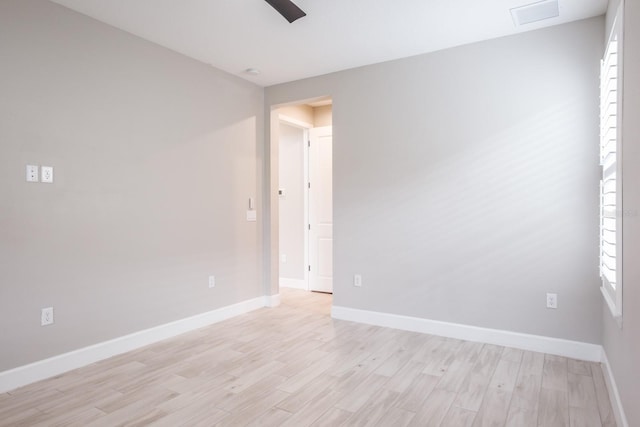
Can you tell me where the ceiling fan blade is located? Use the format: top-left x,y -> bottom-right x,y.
264,0 -> 306,23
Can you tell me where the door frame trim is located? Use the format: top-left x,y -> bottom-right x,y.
265,96 -> 332,298
278,115 -> 311,291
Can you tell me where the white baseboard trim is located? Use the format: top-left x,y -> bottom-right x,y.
0,296 -> 268,393
601,350 -> 629,427
264,293 -> 281,307
279,278 -> 307,290
331,306 -> 603,362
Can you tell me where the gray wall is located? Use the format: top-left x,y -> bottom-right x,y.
313,105 -> 333,127
0,0 -> 263,371
278,123 -> 305,281
278,105 -> 314,126
602,0 -> 640,425
266,17 -> 604,344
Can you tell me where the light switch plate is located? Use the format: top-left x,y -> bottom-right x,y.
246,210 -> 257,222
26,165 -> 39,182
41,166 -> 53,183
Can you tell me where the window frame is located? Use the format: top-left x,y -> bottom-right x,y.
600,3 -> 624,323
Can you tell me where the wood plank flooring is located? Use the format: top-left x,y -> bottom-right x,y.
0,289 -> 615,426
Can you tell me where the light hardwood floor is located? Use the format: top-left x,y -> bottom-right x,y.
0,289 -> 615,426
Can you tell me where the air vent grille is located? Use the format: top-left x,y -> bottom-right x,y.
510,0 -> 559,26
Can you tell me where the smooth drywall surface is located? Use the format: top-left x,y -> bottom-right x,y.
602,1 -> 640,425
313,105 -> 333,127
266,17 -> 604,344
278,123 -> 305,281
0,0 -> 263,371
278,105 -> 314,126
606,0 -> 621,37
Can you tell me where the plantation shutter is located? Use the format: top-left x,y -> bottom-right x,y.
599,26 -> 620,315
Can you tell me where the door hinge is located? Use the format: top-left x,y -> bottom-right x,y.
308,265 -> 311,272
308,140 -> 310,147
308,182 -> 311,189
308,224 -> 311,230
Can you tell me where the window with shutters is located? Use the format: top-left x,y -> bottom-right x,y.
600,4 -> 623,320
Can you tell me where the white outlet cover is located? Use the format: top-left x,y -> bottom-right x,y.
41,307 -> 54,326
26,165 -> 39,182
354,274 -> 362,287
546,293 -> 558,309
246,210 -> 257,222
41,166 -> 53,183
208,275 -> 215,288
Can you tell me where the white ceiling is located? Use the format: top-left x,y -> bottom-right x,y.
50,0 -> 608,87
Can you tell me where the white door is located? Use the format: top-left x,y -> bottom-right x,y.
308,126 -> 333,293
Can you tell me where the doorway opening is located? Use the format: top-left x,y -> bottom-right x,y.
274,98 -> 333,295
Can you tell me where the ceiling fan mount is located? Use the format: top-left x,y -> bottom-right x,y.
264,0 -> 306,23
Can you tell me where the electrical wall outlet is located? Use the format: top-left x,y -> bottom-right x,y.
208,275 -> 216,288
354,274 -> 362,287
281,254 -> 287,263
41,166 -> 54,183
546,293 -> 558,309
41,307 -> 54,326
26,165 -> 39,182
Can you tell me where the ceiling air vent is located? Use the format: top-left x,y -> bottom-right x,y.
510,0 -> 559,26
